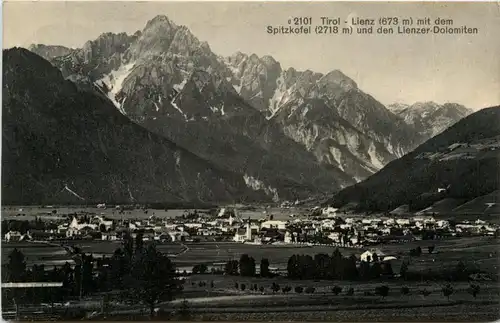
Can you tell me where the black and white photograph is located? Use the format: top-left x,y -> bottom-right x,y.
1,1 -> 499,321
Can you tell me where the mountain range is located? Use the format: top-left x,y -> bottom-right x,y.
4,14 -> 477,204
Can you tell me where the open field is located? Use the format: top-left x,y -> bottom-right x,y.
3,236 -> 499,275
1,205 -> 304,221
173,242 -> 361,268
378,236 -> 500,274
1,241 -> 73,267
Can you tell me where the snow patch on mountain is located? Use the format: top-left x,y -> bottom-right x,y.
173,79 -> 188,92
368,142 -> 384,170
96,62 -> 136,114
243,174 -> 279,202
209,104 -> 225,116
171,99 -> 188,121
329,147 -> 344,172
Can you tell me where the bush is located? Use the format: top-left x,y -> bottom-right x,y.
240,284 -> 246,291
234,282 -> 239,289
259,286 -> 265,293
294,286 -> 303,293
375,285 -> 390,299
401,286 -> 410,295
198,264 -> 208,274
346,287 -> 354,296
305,286 -> 316,294
442,284 -> 453,300
467,284 -> 480,298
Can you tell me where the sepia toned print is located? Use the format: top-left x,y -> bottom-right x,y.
1,1 -> 499,321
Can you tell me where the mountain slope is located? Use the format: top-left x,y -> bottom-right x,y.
2,48 -> 268,205
388,101 -> 473,139
328,106 -> 500,212
225,52 -> 424,180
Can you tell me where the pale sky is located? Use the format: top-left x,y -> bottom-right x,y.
3,1 -> 500,110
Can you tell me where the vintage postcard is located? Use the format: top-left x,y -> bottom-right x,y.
1,1 -> 499,321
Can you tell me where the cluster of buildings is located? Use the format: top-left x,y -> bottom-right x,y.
3,206 -> 499,248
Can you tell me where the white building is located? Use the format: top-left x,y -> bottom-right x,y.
322,207 -> 338,217
396,218 -> 410,226
5,231 -> 23,242
328,232 -> 341,243
233,229 -> 248,242
260,220 -> 286,230
360,249 -> 386,262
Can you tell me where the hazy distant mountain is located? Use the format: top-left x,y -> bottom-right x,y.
28,44 -> 75,61
2,48 -> 269,205
328,106 -> 500,213
388,101 -> 473,139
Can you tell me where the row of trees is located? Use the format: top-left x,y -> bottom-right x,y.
287,249 -> 393,281
223,255 -> 272,278
230,281 -> 481,301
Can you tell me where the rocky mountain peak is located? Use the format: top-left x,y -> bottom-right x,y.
144,15 -> 177,30
318,69 -> 358,92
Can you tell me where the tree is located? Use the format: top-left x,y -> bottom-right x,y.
305,286 -> 316,294
401,286 -> 410,296
130,244 -> 182,317
239,254 -> 256,277
260,258 -> 270,277
7,248 -> 26,282
192,264 -> 208,274
370,262 -> 383,279
442,284 -> 454,301
346,287 -> 354,296
240,284 -> 246,291
271,282 -> 280,294
454,261 -> 467,281
259,286 -> 265,293
123,232 -> 134,257
372,253 -> 379,263
99,224 -> 107,233
332,286 -> 342,295
375,285 -> 389,299
234,282 -> 239,289
467,284 -> 480,298
428,245 -> 435,254
399,261 -> 409,280
225,260 -> 239,275
420,289 -> 431,298
135,233 -> 144,252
